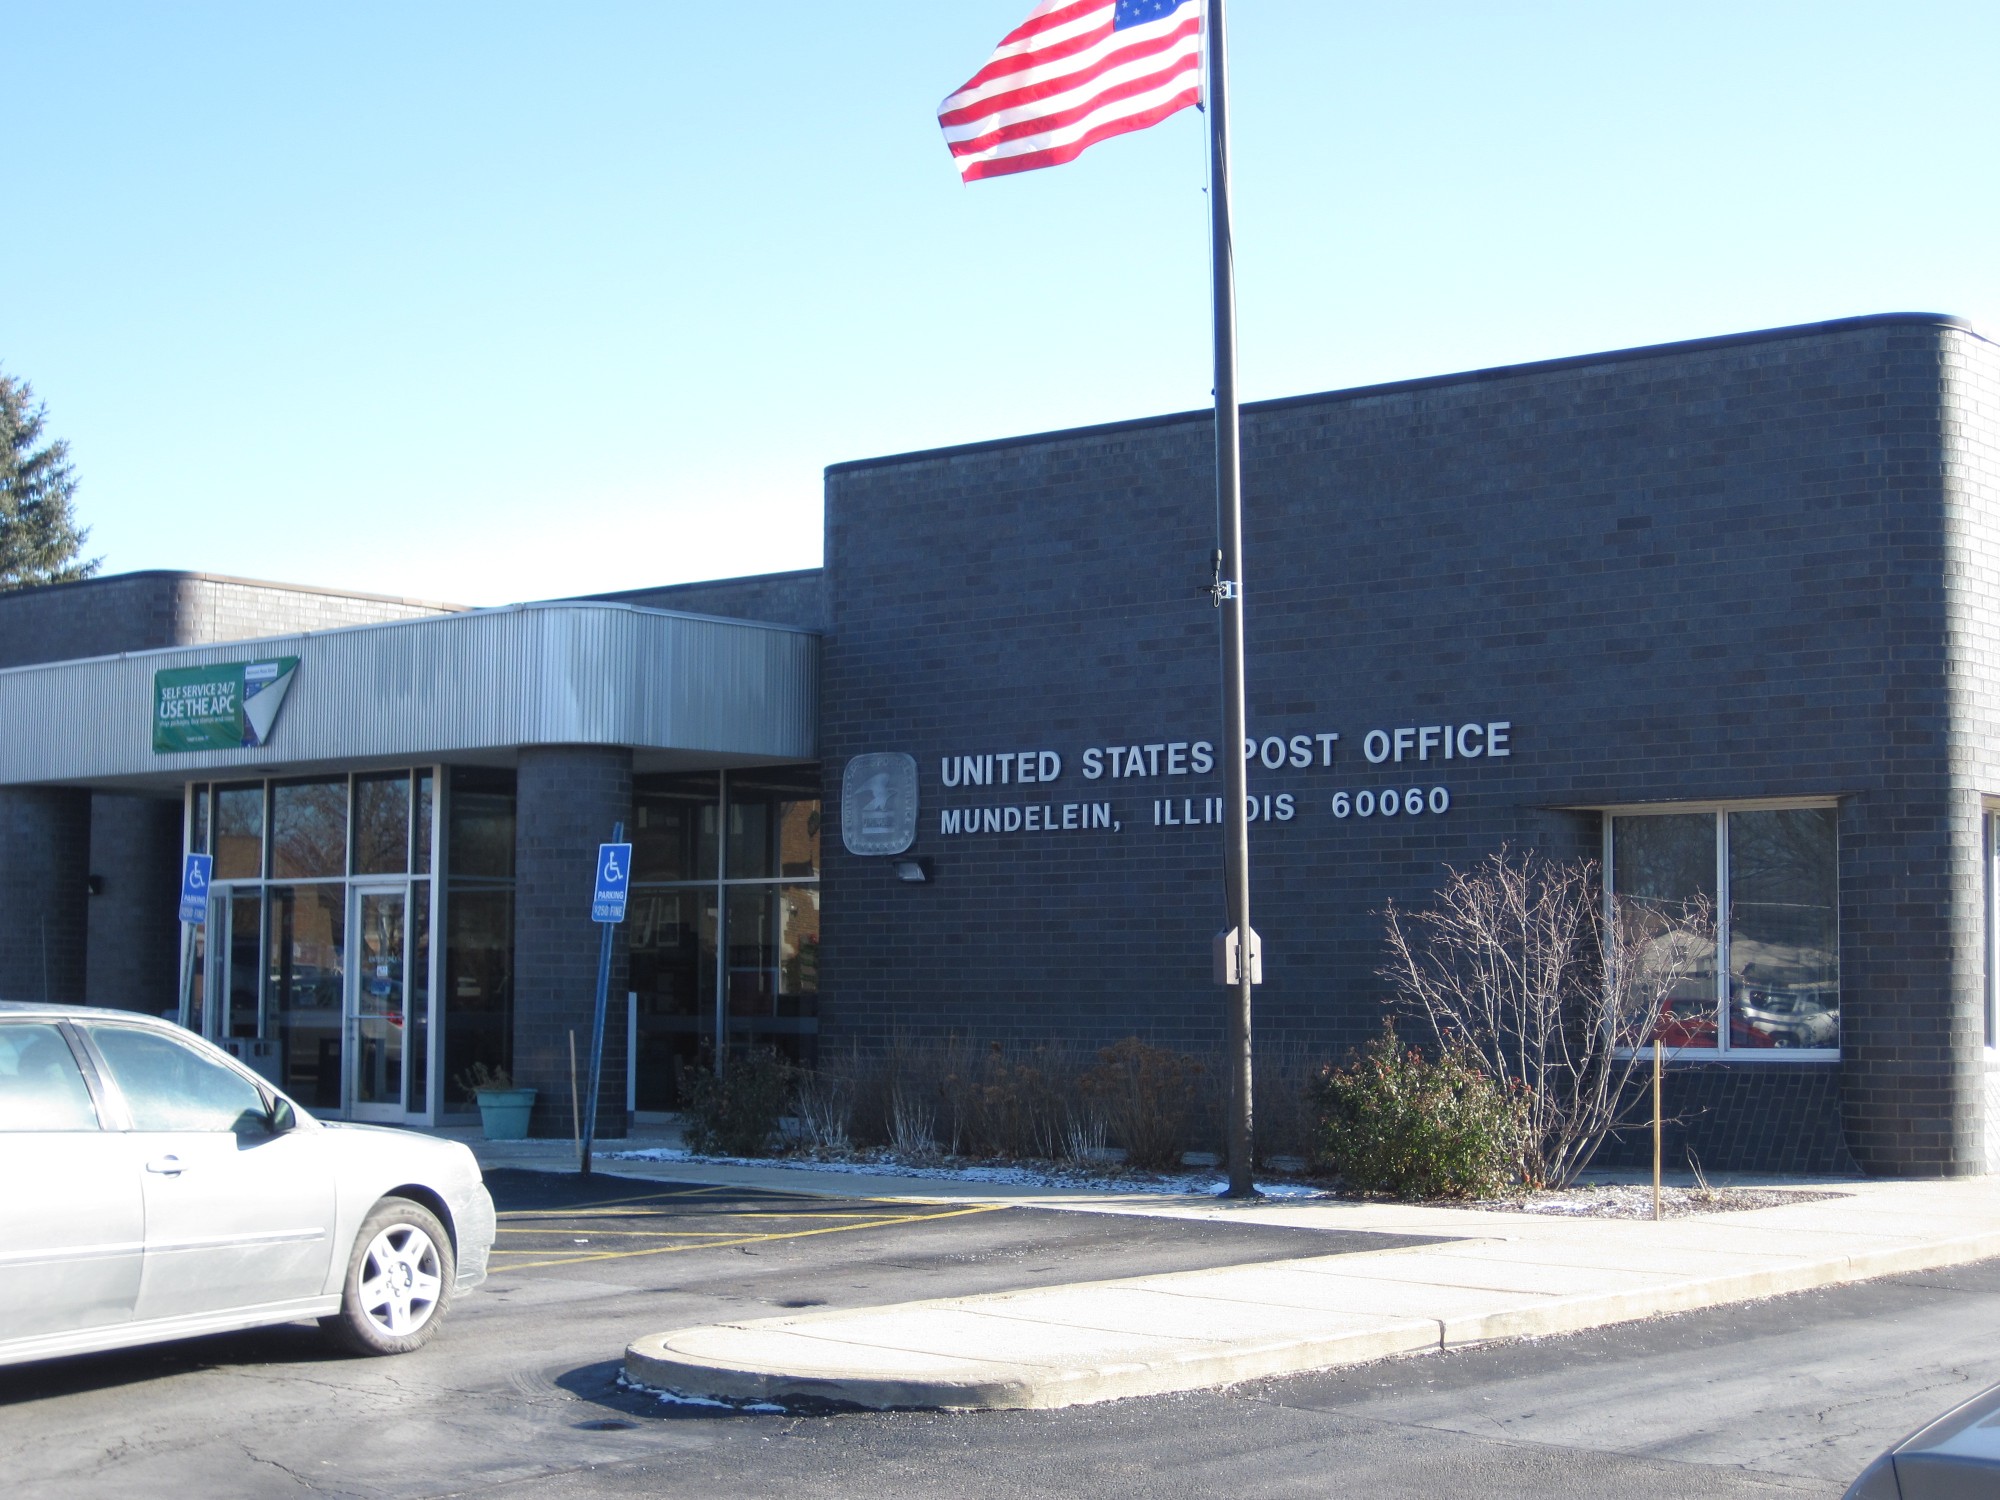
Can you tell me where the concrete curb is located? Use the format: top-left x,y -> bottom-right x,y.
622,1220 -> 2000,1412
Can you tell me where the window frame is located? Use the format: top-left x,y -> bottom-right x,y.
1602,796 -> 1841,1061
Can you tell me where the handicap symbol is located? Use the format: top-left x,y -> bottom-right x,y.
602,851 -> 623,884
187,864 -> 206,890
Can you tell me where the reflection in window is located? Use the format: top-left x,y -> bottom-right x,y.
0,1022 -> 99,1131
443,887 -> 512,1104
634,775 -> 718,883
267,884 -> 345,1109
726,885 -> 820,1018
1610,807 -> 1839,1053
415,771 -> 434,875
213,784 -> 264,880
271,780 -> 347,880
353,773 -> 411,875
447,769 -> 516,880
1612,815 -> 1718,1048
87,1025 -> 268,1133
1728,809 -> 1839,1051
726,769 -> 821,880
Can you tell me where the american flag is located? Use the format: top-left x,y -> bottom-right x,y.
939,0 -> 1204,183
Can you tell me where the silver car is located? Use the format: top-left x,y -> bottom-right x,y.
0,1001 -> 494,1367
1844,1379 -> 2000,1498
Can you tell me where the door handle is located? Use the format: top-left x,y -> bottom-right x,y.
145,1155 -> 185,1176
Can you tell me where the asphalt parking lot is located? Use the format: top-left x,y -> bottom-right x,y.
478,1169 -> 1442,1301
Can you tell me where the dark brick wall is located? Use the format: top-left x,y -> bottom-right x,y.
85,794 -> 185,1015
0,788 -> 90,1002
817,314 -> 1993,1178
585,569 -> 828,633
512,746 -> 633,1139
0,570 -> 461,669
1598,1063 -> 1858,1177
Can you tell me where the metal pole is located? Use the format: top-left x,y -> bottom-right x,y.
580,819 -> 625,1178
1208,0 -> 1256,1199
1652,1039 -> 1663,1221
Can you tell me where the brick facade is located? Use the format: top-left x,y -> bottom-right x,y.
0,788 -> 91,1003
817,314 -> 2000,1178
511,746 -> 633,1139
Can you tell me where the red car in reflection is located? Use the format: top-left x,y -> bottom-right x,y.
1651,1002 -> 1777,1050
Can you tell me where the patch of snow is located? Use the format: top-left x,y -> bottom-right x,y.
600,1145 -> 1331,1200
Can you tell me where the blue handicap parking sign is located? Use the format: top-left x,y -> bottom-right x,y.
179,854 -> 213,925
591,842 -> 632,924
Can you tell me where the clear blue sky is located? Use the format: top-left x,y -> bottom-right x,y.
6,2 -> 1997,605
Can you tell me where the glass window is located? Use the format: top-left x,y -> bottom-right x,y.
271,779 -> 347,880
633,774 -> 719,883
226,892 -> 261,1039
189,784 -> 209,857
1728,809 -> 1839,1051
212,784 -> 264,880
353,773 -> 411,876
86,1025 -> 269,1134
627,887 -> 717,1111
1610,806 -> 1838,1054
410,880 -> 431,1113
0,1023 -> 99,1131
443,886 -> 512,1105
724,884 -> 820,1019
267,885 -> 346,1109
448,769 -> 516,880
725,769 -> 820,880
415,771 -> 434,875
1612,814 -> 1719,1048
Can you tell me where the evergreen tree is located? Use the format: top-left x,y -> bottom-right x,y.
0,369 -> 98,590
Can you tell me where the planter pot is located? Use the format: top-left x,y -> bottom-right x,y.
474,1087 -> 538,1140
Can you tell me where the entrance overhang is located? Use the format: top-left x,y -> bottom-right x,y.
0,600 -> 819,793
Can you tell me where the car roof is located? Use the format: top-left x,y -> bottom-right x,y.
0,1000 -> 174,1024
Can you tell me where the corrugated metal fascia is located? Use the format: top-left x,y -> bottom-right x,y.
0,604 -> 818,784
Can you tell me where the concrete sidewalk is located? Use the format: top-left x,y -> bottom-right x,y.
438,1131 -> 2000,1412
611,1169 -> 2000,1411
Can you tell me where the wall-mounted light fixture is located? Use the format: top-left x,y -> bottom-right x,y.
893,858 -> 933,884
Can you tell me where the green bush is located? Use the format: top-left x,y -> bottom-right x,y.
679,1046 -> 792,1158
1308,1024 -> 1525,1199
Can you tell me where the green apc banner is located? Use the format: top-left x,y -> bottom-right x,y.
152,657 -> 300,754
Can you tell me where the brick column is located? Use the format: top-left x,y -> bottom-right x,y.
86,794 -> 185,1016
512,747 -> 633,1139
0,787 -> 92,1003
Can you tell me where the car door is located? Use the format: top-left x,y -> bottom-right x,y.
0,1019 -> 143,1343
79,1022 -> 337,1324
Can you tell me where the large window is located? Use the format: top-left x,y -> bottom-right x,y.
1607,804 -> 1839,1055
628,767 -> 820,1108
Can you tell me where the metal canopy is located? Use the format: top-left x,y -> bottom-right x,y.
0,600 -> 819,792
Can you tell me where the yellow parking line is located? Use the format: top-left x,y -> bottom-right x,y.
491,1204 -> 1003,1272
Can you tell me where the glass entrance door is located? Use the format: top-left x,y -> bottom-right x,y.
197,890 -> 262,1044
349,886 -> 408,1121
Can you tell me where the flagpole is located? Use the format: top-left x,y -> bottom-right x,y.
1207,0 -> 1256,1199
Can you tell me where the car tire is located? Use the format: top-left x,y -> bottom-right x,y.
321,1197 -> 455,1356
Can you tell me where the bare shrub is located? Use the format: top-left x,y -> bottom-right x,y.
1381,847 -> 1712,1188
787,1067 -> 853,1153
888,1084 -> 940,1157
941,1042 -> 1088,1160
1081,1037 -> 1204,1171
